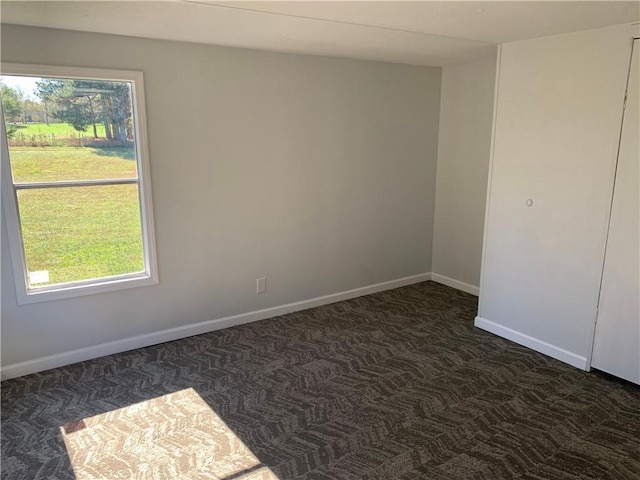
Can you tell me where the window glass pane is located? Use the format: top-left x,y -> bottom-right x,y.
17,184 -> 145,288
1,75 -> 138,182
8,146 -> 137,183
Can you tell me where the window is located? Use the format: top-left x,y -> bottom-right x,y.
1,64 -> 157,304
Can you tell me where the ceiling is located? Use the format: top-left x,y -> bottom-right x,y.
1,1 -> 639,66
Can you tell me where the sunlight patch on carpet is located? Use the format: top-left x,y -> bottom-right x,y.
60,388 -> 278,480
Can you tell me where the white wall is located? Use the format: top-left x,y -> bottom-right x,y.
431,57 -> 496,293
477,24 -> 634,368
0,25 -> 441,373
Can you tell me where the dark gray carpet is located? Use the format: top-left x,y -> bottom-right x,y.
2,281 -> 639,479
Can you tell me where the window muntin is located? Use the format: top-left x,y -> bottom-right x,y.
1,64 -> 157,303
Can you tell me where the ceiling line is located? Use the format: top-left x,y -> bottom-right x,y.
180,0 -> 496,46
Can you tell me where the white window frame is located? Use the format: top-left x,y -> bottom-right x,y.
1,63 -> 158,304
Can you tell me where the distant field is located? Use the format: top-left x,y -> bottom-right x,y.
12,122 -> 107,138
7,145 -> 143,287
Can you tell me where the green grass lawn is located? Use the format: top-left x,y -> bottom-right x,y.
10,146 -> 136,183
12,122 -> 107,138
8,145 -> 144,287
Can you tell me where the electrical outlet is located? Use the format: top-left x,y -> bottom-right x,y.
256,277 -> 267,294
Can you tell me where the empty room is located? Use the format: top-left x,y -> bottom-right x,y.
1,1 -> 639,479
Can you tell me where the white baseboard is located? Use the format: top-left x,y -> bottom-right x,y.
430,273 -> 479,296
1,273 -> 432,380
474,316 -> 588,370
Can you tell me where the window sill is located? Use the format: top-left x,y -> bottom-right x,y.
16,273 -> 159,305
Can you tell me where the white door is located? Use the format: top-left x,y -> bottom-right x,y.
591,39 -> 640,384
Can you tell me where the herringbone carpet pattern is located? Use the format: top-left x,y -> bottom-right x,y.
2,282 -> 639,479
